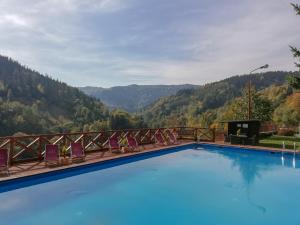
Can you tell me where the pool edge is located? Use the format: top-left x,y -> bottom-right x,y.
0,142 -> 197,191
1,141 -> 298,190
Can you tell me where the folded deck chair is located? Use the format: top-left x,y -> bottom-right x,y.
126,134 -> 139,151
155,132 -> 168,146
0,148 -> 9,176
45,144 -> 59,166
71,143 -> 85,162
165,129 -> 179,144
109,136 -> 122,153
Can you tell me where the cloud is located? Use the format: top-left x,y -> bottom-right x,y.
0,0 -> 128,14
0,14 -> 30,27
35,0 -> 128,13
0,0 -> 299,87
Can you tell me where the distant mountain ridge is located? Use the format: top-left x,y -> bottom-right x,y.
0,54 -> 296,135
79,84 -> 198,112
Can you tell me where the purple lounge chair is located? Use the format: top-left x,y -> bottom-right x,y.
109,136 -> 121,152
0,148 -> 9,175
45,144 -> 59,166
71,143 -> 85,162
165,129 -> 179,144
126,134 -> 139,151
155,132 -> 167,146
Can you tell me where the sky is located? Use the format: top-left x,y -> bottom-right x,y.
0,0 -> 299,87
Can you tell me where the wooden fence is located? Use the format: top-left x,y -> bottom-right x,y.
0,127 -> 216,165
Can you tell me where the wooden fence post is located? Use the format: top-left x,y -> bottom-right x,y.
82,134 -> 86,152
38,137 -> 43,161
9,137 -> 14,165
212,128 -> 216,142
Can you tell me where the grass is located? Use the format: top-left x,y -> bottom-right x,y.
259,135 -> 300,150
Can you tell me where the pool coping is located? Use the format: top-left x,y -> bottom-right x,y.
200,142 -> 300,154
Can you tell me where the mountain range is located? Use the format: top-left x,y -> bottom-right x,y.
79,84 -> 198,112
0,54 -> 297,136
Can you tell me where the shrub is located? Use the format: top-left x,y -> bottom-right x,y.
277,128 -> 295,136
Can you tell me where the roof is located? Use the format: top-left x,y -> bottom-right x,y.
220,119 -> 260,123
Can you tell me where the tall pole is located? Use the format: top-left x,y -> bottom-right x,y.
247,64 -> 269,120
248,78 -> 251,120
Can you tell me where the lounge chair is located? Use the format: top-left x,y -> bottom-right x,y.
109,136 -> 122,153
0,148 -> 9,176
71,143 -> 85,162
165,129 -> 179,144
45,144 -> 59,166
126,134 -> 139,151
155,131 -> 168,146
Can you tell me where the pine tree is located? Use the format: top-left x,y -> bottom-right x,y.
288,3 -> 300,90
290,45 -> 300,69
291,3 -> 300,62
291,3 -> 300,15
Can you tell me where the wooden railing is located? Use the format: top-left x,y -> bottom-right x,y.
0,127 -> 216,165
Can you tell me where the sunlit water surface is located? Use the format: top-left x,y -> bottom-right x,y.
1,145 -> 300,225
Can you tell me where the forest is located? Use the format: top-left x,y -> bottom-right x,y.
142,71 -> 300,128
0,54 -> 299,137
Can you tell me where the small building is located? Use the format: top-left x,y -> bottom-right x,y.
224,120 -> 261,145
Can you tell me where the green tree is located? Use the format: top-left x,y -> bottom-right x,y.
287,75 -> 300,90
288,3 -> 300,90
199,111 -> 216,128
0,55 -> 110,136
110,110 -> 133,130
85,120 -> 110,131
273,92 -> 300,126
291,3 -> 300,15
218,88 -> 273,122
109,111 -> 147,130
251,95 -> 273,122
273,106 -> 300,127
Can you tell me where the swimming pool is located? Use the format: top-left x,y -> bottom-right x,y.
1,144 -> 300,225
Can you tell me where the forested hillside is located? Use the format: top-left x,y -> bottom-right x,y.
0,55 -> 297,136
142,71 -> 294,127
80,84 -> 198,112
0,55 -> 109,136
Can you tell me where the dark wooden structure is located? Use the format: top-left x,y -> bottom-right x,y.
224,120 -> 260,145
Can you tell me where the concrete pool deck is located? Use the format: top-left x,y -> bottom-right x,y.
212,141 -> 300,153
0,141 -> 195,182
1,140 -> 299,182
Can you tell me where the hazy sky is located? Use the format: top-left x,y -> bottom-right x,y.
0,0 -> 299,87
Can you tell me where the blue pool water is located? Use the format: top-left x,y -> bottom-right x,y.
1,144 -> 300,225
